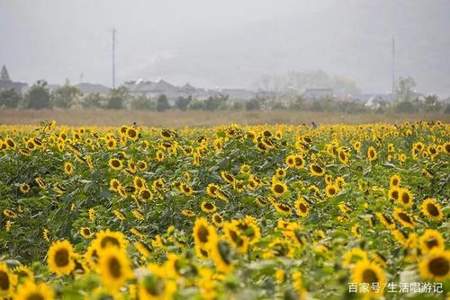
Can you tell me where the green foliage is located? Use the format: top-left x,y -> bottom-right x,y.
0,88 -> 21,108
175,96 -> 192,111
156,94 -> 170,112
107,87 -> 128,109
25,80 -> 51,109
51,81 -> 81,108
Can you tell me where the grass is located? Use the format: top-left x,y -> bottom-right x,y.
0,109 -> 448,127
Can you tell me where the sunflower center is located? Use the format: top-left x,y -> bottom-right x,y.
108,257 -> 122,278
274,184 -> 284,194
362,269 -> 379,284
101,237 -> 120,248
197,226 -> 209,243
428,257 -> 449,277
398,212 -> 412,224
425,238 -> 438,249
426,203 -> 439,217
26,293 -> 45,300
299,203 -> 307,213
0,271 -> 10,291
402,193 -> 410,204
55,249 -> 70,267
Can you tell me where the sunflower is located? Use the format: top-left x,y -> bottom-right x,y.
219,171 -> 234,185
392,207 -> 415,228
138,273 -> 177,300
80,227 -> 94,239
294,197 -> 309,217
211,213 -> 224,227
285,155 -> 296,168
13,265 -> 34,282
200,201 -> 217,214
273,202 -> 292,215
223,222 -> 249,253
338,149 -> 349,164
397,188 -> 414,209
419,248 -> 450,281
109,179 -> 121,192
367,146 -> 377,161
19,183 -> 30,194
271,181 -> 288,197
139,189 -> 153,201
309,164 -> 325,176
389,174 -> 401,187
126,127 -> 139,141
193,218 -> 217,257
342,248 -> 368,268
351,260 -> 386,294
180,183 -> 193,196
47,240 -> 76,276
325,184 -> 339,198
375,212 -> 395,229
181,209 -> 195,218
275,168 -> 286,178
106,138 -> 117,150
0,263 -> 16,297
3,209 -> 17,218
420,198 -> 443,221
99,247 -> 133,289
419,229 -> 444,254
108,158 -> 123,170
63,162 -> 74,175
209,238 -> 233,274
14,280 -> 54,300
94,230 -> 128,252
388,186 -> 401,202
134,241 -> 152,259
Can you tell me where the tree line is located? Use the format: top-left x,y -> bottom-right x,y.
1,79 -> 449,113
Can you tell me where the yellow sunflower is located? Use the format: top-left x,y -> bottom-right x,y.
108,158 -> 123,170
309,164 -> 325,176
397,188 -> 414,209
419,248 -> 450,281
47,240 -> 76,276
325,184 -> 339,198
367,146 -> 377,161
209,237 -> 233,274
392,207 -> 415,229
200,201 -> 217,214
294,197 -> 309,217
99,247 -> 133,289
93,230 -> 128,252
0,263 -> 16,297
271,181 -> 288,197
351,260 -> 386,294
420,198 -> 443,221
14,280 -> 54,300
419,229 -> 445,254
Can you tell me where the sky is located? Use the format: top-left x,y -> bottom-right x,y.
1,0 -> 449,95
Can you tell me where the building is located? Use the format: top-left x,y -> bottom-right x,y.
0,65 -> 28,94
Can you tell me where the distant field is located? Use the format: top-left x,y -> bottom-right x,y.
0,109 -> 448,127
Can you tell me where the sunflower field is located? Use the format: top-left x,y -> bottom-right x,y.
0,120 -> 449,300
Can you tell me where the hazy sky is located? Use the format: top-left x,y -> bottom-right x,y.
1,0 -> 449,95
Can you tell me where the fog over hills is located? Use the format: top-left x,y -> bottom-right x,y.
1,0 -> 449,96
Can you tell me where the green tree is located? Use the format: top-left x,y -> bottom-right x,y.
423,95 -> 442,112
107,87 -> 128,109
130,95 -> 155,110
175,96 -> 192,111
26,80 -> 51,109
51,80 -> 81,108
81,93 -> 105,108
396,77 -> 416,102
156,94 -> 170,112
204,95 -> 228,111
0,88 -> 21,108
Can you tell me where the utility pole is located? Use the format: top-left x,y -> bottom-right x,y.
392,37 -> 396,97
112,28 -> 116,89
